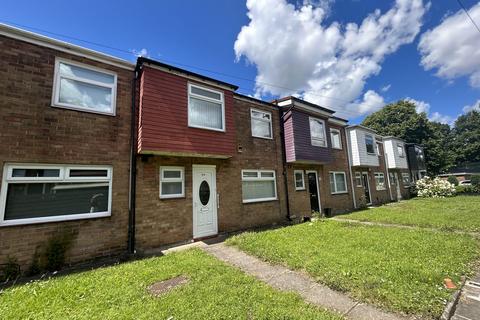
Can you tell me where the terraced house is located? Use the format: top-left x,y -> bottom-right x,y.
0,24 -> 424,272
0,24 -> 135,269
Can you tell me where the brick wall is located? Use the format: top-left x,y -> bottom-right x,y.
135,96 -> 287,252
0,35 -> 133,271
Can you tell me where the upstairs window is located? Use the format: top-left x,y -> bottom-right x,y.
397,143 -> 405,157
188,83 -> 225,131
365,134 -> 375,154
251,109 -> 273,139
309,117 -> 327,147
53,58 -> 117,115
376,142 -> 382,156
330,128 -> 342,149
0,164 -> 112,226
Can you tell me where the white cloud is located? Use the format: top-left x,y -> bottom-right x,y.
405,97 -> 430,113
381,84 -> 391,92
235,0 -> 429,119
350,90 -> 385,115
418,3 -> 480,88
131,48 -> 149,57
463,99 -> 480,113
430,112 -> 454,125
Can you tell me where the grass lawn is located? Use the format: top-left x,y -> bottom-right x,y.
226,220 -> 479,318
0,249 -> 342,320
337,195 -> 480,233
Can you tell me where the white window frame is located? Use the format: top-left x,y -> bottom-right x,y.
330,128 -> 342,149
52,58 -> 117,116
250,108 -> 273,139
374,172 -> 386,190
159,166 -> 185,199
0,163 -> 112,227
355,172 -> 363,187
309,117 -> 327,147
401,172 -> 411,187
376,142 -> 382,156
241,169 -> 277,203
329,171 -> 348,194
294,170 -> 305,191
397,143 -> 405,158
187,83 -> 225,132
365,134 -> 376,155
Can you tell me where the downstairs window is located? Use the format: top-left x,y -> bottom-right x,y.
241,170 -> 277,203
0,164 -> 112,226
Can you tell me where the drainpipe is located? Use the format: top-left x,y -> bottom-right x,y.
383,149 -> 394,201
277,101 -> 292,221
127,68 -> 138,255
345,128 -> 357,209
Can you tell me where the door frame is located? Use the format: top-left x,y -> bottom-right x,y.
192,164 -> 218,239
362,171 -> 372,205
306,170 -> 321,213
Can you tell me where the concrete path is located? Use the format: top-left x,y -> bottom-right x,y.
331,217 -> 480,238
202,242 -> 410,320
451,273 -> 480,320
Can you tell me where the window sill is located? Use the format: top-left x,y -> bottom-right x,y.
188,124 -> 225,133
295,188 -> 306,191
160,195 -> 185,199
51,103 -> 115,117
331,191 -> 348,195
0,211 -> 111,227
332,147 -> 343,150
242,197 -> 277,204
252,135 -> 273,140
376,188 -> 387,191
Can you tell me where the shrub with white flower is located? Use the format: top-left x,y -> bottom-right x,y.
416,176 -> 456,198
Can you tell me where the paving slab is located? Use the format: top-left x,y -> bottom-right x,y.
452,278 -> 480,320
202,242 -> 408,320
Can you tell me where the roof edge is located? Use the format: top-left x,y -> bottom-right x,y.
137,57 -> 238,91
0,23 -> 135,70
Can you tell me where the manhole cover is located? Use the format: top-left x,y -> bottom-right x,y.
148,275 -> 190,296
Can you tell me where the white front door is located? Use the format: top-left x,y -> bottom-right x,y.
192,165 -> 218,238
394,172 -> 402,200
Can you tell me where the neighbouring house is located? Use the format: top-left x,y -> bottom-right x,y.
346,125 -> 391,207
0,24 -> 134,270
406,143 -> 427,183
134,58 -> 287,253
383,137 -> 411,201
273,97 -> 355,219
438,162 -> 480,183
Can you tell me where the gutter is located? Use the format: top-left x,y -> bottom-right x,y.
127,69 -> 138,254
277,101 -> 292,221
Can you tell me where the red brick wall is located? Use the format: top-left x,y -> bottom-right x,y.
0,35 -> 133,271
138,66 -> 236,157
135,97 -> 287,252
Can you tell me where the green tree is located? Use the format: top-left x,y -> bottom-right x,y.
451,110 -> 480,164
362,100 -> 455,175
447,175 -> 459,186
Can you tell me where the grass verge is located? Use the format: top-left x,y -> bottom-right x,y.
0,249 -> 341,320
337,196 -> 480,233
226,220 -> 479,318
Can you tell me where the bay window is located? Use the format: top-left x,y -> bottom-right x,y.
365,134 -> 375,154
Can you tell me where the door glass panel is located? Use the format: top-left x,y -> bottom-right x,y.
199,180 -> 210,205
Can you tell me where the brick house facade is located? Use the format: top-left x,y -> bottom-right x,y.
0,25 -> 134,270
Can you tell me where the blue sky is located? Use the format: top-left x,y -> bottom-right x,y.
1,0 -> 479,124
